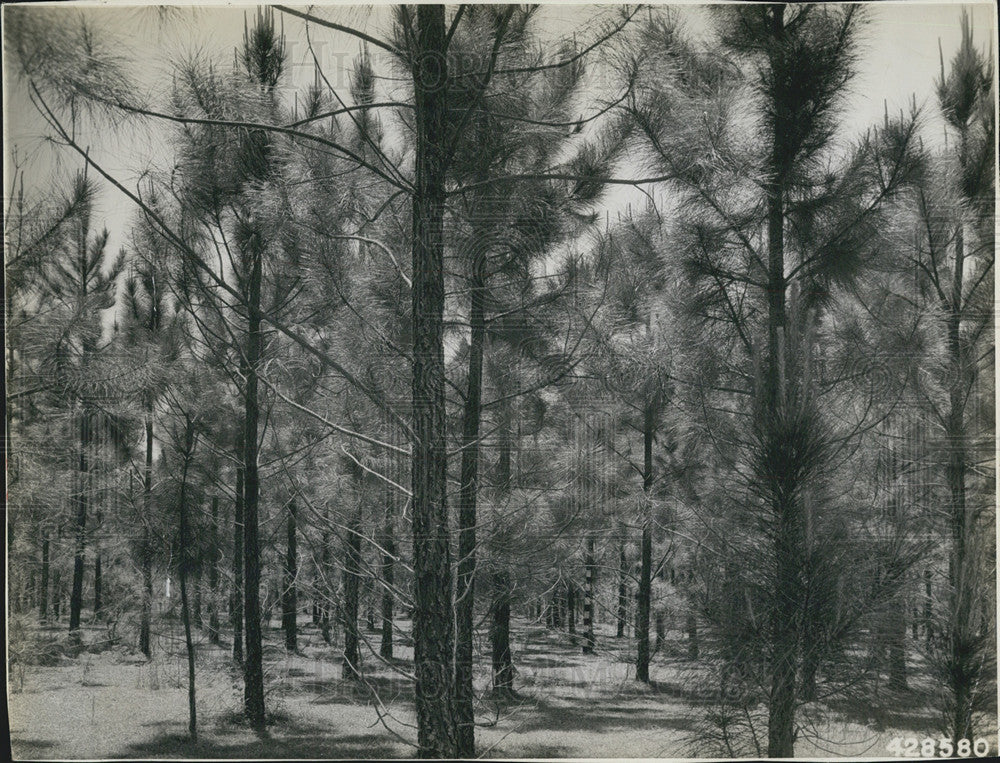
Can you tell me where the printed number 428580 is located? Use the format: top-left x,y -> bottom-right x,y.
886,737 -> 991,757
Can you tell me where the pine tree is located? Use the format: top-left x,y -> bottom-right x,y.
29,171 -> 125,635
630,5 -> 925,754
909,13 -> 995,740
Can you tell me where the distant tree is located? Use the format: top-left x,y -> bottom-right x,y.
5,164 -> 103,625
441,5 -> 629,743
26,170 -> 125,636
586,211 -> 674,682
119,195 -> 182,657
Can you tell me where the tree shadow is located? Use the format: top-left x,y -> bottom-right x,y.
295,673 -> 415,707
516,651 -> 590,671
647,678 -> 717,705
124,716 -> 404,759
10,738 -> 56,760
492,694 -> 698,736
480,742 -> 570,758
823,687 -> 938,734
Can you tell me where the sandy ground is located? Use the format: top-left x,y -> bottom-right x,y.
8,616 -> 996,759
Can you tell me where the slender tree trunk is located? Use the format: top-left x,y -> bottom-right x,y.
380,491 -> 395,660
923,569 -> 933,646
39,528 -> 50,622
193,571 -> 202,626
208,496 -> 220,645
178,419 -> 198,740
140,413 -> 154,658
945,224 -> 975,741
364,566 -> 375,632
341,503 -> 361,678
94,493 -> 102,620
617,544 -> 627,638
491,570 -> 514,697
52,566 -> 62,621
410,5 -> 457,756
242,235 -> 265,730
637,402 -> 654,681
282,500 -> 297,652
93,554 -> 102,621
583,537 -> 596,654
232,466 -> 244,665
654,611 -> 665,654
567,583 -> 576,635
320,526 -> 332,645
454,193 -> 486,757
343,505 -> 362,679
69,411 -> 89,634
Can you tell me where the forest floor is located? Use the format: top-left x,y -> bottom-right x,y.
7,613 -> 990,759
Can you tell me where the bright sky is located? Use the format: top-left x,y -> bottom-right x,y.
3,1 -> 998,257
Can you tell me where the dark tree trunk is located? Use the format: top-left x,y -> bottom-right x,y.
52,567 -> 62,621
282,500 -> 297,652
139,414 -> 154,658
799,647 -> 818,702
617,545 -> 627,638
193,571 -> 202,626
177,419 -> 198,740
93,553 -> 102,621
94,491 -> 102,620
637,403 -> 654,682
366,580 -> 375,631
242,234 -> 266,729
342,506 -> 362,679
567,583 -> 576,635
410,5 -> 458,757
92,420 -> 107,620
764,9 -> 798,757
39,528 -> 50,622
208,495 -> 220,645
231,466 -> 244,665
923,569 -> 933,646
454,199 -> 486,756
69,411 -> 89,634
491,571 -> 514,697
320,526 -> 333,645
583,537 -> 596,654
945,225 -> 975,741
380,492 -> 396,660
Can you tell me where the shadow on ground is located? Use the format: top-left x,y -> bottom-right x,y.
823,684 -> 940,733
123,716 -> 402,759
504,695 -> 698,736
10,738 -> 56,760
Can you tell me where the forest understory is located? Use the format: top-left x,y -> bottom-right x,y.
9,611 -> 987,760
